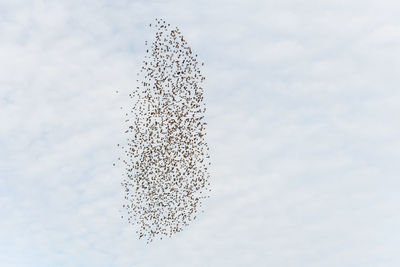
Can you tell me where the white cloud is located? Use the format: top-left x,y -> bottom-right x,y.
1,0 -> 400,266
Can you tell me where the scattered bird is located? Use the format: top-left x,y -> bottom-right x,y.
117,18 -> 211,243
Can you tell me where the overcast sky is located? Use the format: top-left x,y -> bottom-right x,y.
1,0 -> 400,266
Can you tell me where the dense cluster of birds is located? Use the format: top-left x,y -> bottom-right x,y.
118,19 -> 211,243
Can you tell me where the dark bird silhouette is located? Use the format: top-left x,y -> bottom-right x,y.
118,18 -> 211,243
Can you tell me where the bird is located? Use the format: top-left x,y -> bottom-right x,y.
117,18 -> 211,242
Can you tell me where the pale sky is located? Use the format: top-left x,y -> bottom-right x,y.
1,0 -> 400,266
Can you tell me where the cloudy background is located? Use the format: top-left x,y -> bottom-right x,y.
1,0 -> 400,266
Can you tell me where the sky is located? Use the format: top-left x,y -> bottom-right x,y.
1,0 -> 400,266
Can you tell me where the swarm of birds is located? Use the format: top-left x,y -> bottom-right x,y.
118,19 -> 211,243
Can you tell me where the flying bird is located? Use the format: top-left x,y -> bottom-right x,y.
118,18 -> 211,243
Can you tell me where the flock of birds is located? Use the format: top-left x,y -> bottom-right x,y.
117,19 -> 211,243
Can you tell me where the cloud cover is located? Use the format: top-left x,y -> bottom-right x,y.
1,0 -> 400,266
